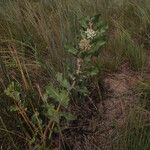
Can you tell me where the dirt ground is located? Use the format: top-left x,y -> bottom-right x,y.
61,64 -> 145,150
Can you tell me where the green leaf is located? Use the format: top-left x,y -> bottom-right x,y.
5,82 -> 21,101
89,40 -> 106,56
87,66 -> 99,76
58,90 -> 70,108
99,25 -> 108,34
44,104 -> 60,123
46,84 -> 60,101
75,85 -> 89,96
42,93 -> 48,102
92,31 -> 106,44
79,50 -> 90,58
46,84 -> 70,108
56,73 -> 70,89
9,106 -> 19,112
61,112 -> 76,121
79,16 -> 89,29
65,45 -> 78,56
29,136 -> 36,145
31,111 -> 42,126
96,21 -> 108,30
99,28 -> 107,35
91,14 -> 101,24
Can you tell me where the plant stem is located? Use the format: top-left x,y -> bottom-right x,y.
42,57 -> 82,143
0,117 -> 19,150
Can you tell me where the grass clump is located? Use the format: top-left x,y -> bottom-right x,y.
0,0 -> 150,149
3,15 -> 108,149
116,108 -> 150,150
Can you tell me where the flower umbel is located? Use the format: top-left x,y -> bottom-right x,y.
79,38 -> 91,51
85,28 -> 96,39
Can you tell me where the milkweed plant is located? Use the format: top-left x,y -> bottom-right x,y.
4,14 -> 108,148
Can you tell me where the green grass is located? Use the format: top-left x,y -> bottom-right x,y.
115,107 -> 150,150
0,0 -> 150,149
114,81 -> 150,150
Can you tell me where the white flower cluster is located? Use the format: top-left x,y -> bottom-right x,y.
79,38 -> 91,50
85,28 -> 96,39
